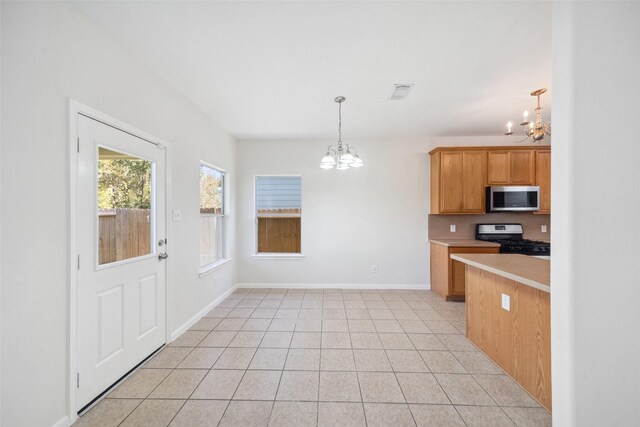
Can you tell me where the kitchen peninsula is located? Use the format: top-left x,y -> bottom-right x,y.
450,253 -> 551,410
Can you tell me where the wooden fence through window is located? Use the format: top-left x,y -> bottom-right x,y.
98,209 -> 151,264
257,209 -> 301,253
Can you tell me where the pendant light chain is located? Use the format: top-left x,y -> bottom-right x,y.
337,100 -> 342,148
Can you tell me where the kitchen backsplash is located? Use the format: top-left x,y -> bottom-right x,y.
428,213 -> 551,241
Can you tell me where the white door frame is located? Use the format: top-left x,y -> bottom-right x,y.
67,99 -> 172,424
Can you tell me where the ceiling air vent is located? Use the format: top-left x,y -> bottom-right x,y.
389,84 -> 414,100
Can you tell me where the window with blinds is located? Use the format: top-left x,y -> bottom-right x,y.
255,176 -> 301,253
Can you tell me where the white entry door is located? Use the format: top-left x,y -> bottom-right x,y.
76,114 -> 167,411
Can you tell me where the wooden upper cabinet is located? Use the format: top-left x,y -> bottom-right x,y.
430,150 -> 486,214
439,152 -> 463,213
461,151 -> 487,213
536,150 -> 551,214
509,150 -> 536,185
487,151 -> 510,184
429,146 -> 548,215
487,150 -> 535,185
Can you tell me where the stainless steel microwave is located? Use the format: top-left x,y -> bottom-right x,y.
486,186 -> 540,212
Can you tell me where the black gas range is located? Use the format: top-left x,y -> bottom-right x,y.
476,223 -> 550,256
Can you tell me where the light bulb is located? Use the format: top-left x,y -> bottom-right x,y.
350,155 -> 363,167
321,154 -> 336,165
339,152 -> 354,164
507,121 -> 512,132
523,110 -> 529,119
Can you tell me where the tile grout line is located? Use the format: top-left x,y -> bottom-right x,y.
388,296 -> 419,426
396,294 -> 431,426
316,297 -> 322,426
215,291 -> 268,426
343,293 -> 370,427
263,291 -> 292,426
151,341 -> 213,426
367,297 -> 413,425
408,293 -> 469,427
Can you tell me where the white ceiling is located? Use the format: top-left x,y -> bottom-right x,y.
76,1 -> 552,139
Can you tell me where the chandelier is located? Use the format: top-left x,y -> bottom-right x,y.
505,88 -> 551,143
320,96 -> 363,170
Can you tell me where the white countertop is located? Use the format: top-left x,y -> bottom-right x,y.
450,253 -> 550,293
429,239 -> 501,248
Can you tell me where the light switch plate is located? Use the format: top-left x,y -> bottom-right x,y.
450,224 -> 456,233
172,209 -> 182,221
501,293 -> 511,311
372,264 -> 378,273
541,225 -> 547,233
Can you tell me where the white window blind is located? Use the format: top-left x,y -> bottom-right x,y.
256,176 -> 301,211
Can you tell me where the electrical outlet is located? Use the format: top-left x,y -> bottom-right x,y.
501,293 -> 511,311
172,209 -> 182,221
372,264 -> 378,273
450,224 -> 456,233
541,225 -> 547,233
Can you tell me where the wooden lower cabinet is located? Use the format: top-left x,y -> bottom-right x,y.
465,265 -> 551,410
429,244 -> 500,300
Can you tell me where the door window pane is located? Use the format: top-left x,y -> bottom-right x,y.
98,147 -> 153,265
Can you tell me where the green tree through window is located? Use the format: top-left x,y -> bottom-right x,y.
200,164 -> 223,214
98,158 -> 152,209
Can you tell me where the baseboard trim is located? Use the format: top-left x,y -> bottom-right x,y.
235,283 -> 430,290
169,284 -> 238,342
52,415 -> 70,427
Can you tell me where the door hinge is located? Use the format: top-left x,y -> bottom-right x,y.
76,372 -> 80,388
77,255 -> 80,270
77,137 -> 80,153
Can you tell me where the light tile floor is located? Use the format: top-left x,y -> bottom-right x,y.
74,288 -> 551,426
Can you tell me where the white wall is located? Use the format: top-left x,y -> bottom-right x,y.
237,136 -> 544,287
551,2 -> 640,425
0,2 -> 236,426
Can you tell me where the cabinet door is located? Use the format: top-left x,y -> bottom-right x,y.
439,152 -> 463,213
487,151 -> 509,184
429,243 -> 450,299
449,246 -> 501,298
461,151 -> 487,213
451,260 -> 467,296
509,150 -> 536,185
536,150 -> 551,213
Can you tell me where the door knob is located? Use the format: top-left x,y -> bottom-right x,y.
158,253 -> 169,260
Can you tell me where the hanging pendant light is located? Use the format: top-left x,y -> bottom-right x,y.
504,88 -> 551,143
319,96 -> 363,170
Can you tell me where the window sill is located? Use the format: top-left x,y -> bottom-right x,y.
199,258 -> 232,278
251,253 -> 305,260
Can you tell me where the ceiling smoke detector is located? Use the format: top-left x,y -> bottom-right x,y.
389,84 -> 414,100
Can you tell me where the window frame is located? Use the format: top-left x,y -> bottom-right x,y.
199,161 -> 231,276
252,174 -> 304,260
